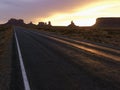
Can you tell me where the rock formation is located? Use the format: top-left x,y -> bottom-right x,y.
94,17 -> 120,28
6,18 -> 25,26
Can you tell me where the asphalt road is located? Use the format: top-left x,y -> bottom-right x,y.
10,27 -> 120,90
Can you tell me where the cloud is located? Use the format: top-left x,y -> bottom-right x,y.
39,0 -> 120,26
0,0 -> 94,24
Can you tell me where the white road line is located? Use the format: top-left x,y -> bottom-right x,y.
14,30 -> 30,90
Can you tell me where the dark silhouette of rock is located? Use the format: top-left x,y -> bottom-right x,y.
26,22 -> 36,28
27,22 -> 35,26
38,21 -> 52,27
5,18 -> 25,26
68,21 -> 76,27
28,22 -> 33,25
94,17 -> 120,28
38,22 -> 47,26
48,21 -> 52,26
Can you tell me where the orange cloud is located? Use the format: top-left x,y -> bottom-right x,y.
38,0 -> 120,26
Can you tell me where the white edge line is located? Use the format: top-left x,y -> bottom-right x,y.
14,29 -> 30,90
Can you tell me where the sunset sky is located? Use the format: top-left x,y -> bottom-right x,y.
0,0 -> 120,26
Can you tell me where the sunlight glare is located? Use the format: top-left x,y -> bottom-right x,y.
36,0 -> 120,26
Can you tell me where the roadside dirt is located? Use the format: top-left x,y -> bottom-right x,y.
37,27 -> 120,47
0,26 -> 12,90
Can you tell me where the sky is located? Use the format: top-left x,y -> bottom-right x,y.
0,0 -> 120,26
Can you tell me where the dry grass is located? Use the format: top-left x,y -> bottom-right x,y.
36,27 -> 120,47
0,26 -> 11,57
0,25 -> 12,90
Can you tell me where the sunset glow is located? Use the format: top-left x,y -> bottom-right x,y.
0,0 -> 120,26
39,0 -> 120,26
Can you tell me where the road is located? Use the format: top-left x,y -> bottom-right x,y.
10,27 -> 120,90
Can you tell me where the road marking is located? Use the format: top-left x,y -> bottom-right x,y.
14,30 -> 30,90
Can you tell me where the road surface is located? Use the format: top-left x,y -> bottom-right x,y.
10,27 -> 120,90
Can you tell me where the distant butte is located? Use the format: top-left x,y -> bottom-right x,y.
94,17 -> 120,28
5,18 -> 25,26
3,17 -> 120,29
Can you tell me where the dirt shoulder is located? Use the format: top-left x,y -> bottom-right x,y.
35,27 -> 120,48
0,25 -> 13,90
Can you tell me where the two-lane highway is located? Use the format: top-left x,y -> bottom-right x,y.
10,27 -> 120,90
